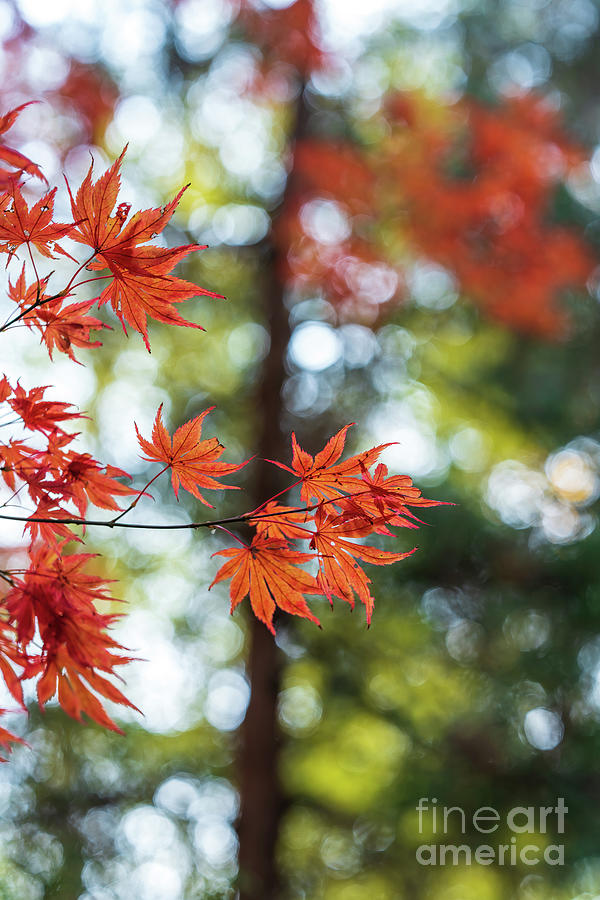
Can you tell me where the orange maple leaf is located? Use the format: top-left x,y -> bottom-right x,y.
249,501 -> 311,540
310,504 -> 416,624
268,424 -> 392,503
32,299 -> 106,361
210,534 -> 321,633
66,148 -> 222,349
36,642 -> 139,735
136,404 -> 248,505
345,462 -> 447,534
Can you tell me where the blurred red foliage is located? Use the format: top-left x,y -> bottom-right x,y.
382,92 -> 594,336
237,0 -> 326,76
51,62 -> 119,146
274,90 -> 594,336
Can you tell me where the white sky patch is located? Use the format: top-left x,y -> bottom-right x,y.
111,95 -> 162,149
25,46 -> 70,91
486,454 -> 597,545
113,608 -> 204,733
321,0 -> 457,53
260,0 -> 296,8
193,818 -> 238,866
380,425 -> 441,478
129,860 -> 186,900
369,401 -> 447,480
204,669 -> 250,732
17,0 -> 73,27
288,322 -> 343,372
487,461 -> 548,530
118,806 -> 180,861
100,9 -> 167,68
96,379 -> 170,472
174,0 -> 231,61
545,448 -> 599,505
18,139 -> 61,182
523,707 -> 564,751
409,262 -> 458,311
300,199 -> 351,245
449,426 -> 489,472
0,2 -> 17,40
213,204 -> 270,246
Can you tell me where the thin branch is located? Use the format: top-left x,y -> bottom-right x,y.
1,287 -> 63,332
108,465 -> 169,525
0,486 -> 390,531
0,485 -> 402,533
0,249 -> 101,332
0,508 -> 287,531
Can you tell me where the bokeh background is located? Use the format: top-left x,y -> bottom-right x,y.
2,0 -> 600,897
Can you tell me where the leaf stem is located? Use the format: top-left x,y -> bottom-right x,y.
108,465 -> 170,525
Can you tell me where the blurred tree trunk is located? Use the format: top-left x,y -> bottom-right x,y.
236,85 -> 308,900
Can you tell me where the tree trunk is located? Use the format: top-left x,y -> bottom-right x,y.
236,85 -> 308,900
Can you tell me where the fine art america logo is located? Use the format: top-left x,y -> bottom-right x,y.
416,798 -> 567,866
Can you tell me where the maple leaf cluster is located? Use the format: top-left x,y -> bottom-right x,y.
0,103 -> 219,748
0,377 -> 140,738
0,102 -> 438,754
275,91 -> 594,336
210,423 -> 442,632
134,407 -> 441,633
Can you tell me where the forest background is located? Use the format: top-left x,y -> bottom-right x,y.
2,0 -> 600,898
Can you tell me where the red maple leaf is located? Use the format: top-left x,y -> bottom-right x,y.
0,375 -> 10,402
0,186 -> 75,259
8,383 -> 81,435
238,0 -> 327,76
0,622 -> 26,708
210,534 -> 322,633
378,90 -> 595,337
32,299 -> 106,361
0,715 -> 24,760
45,452 -> 135,518
9,265 -> 106,361
136,404 -> 248,505
0,439 -> 35,491
34,638 -> 139,735
66,149 -> 221,349
25,500 -> 79,547
7,546 -> 138,733
0,102 -> 46,188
